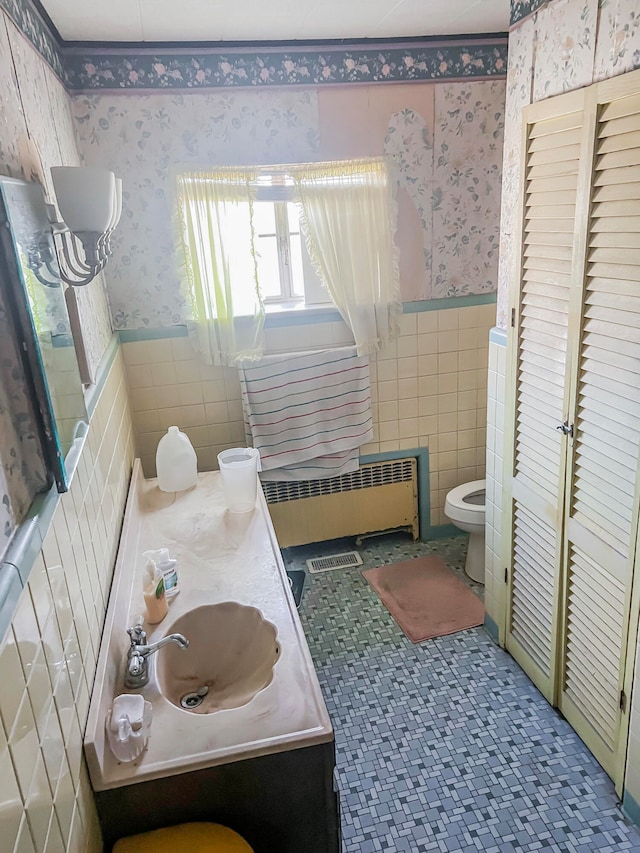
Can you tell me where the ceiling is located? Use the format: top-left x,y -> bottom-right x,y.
40,0 -> 509,43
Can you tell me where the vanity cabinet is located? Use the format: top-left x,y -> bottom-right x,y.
503,67 -> 640,793
84,462 -> 340,852
95,742 -> 340,852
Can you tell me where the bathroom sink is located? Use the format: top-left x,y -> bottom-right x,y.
156,603 -> 280,713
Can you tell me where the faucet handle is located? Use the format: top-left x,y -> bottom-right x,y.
127,652 -> 145,677
127,616 -> 147,647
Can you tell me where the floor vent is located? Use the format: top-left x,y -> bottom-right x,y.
306,551 -> 363,574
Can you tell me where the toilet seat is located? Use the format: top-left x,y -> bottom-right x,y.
444,479 -> 486,527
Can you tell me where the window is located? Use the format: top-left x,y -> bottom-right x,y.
176,159 -> 400,366
253,201 -> 300,303
250,194 -> 329,309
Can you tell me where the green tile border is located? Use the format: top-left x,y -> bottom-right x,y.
117,294 -> 498,342
427,522 -> 463,540
359,447 -> 464,543
402,293 -> 497,314
489,326 -> 507,347
265,307 -> 341,327
360,448 -> 430,540
484,613 -> 500,643
118,325 -> 188,343
622,790 -> 640,830
51,333 -> 75,348
0,332 -> 121,643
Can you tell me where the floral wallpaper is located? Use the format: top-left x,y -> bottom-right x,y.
382,83 -> 506,301
497,0 -> 640,328
384,108 -> 434,288
594,0 -> 640,81
432,82 -> 505,299
496,15 -> 536,330
73,81 -> 505,323
71,89 -> 321,328
533,0 -> 598,100
0,15 -> 25,177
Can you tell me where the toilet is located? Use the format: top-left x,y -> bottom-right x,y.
444,479 -> 486,584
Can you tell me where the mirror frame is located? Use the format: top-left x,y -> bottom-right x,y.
0,177 -> 89,493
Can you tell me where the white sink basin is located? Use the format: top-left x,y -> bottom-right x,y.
156,602 -> 280,713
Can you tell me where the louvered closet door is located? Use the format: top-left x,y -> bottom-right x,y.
558,91 -> 640,779
505,107 -> 583,700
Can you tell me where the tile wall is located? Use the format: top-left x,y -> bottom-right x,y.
0,348 -> 134,853
484,329 -> 507,630
123,302 -> 494,530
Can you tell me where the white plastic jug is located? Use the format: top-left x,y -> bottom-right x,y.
217,447 -> 261,513
156,426 -> 197,492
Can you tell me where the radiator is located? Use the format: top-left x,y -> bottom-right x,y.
262,458 -> 419,547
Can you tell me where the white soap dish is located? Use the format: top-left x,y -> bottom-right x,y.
105,693 -> 152,763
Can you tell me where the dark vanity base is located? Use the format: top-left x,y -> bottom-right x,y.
96,741 -> 341,852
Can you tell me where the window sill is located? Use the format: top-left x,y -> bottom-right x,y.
263,302 -> 342,327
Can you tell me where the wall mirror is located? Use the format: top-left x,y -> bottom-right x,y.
0,176 -> 89,492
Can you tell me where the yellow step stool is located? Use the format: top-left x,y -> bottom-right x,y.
113,822 -> 254,853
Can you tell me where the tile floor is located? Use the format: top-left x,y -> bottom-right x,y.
282,534 -> 640,853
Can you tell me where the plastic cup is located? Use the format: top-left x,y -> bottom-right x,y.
217,448 -> 261,513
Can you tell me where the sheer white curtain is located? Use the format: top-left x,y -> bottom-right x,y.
176,169 -> 264,366
293,158 -> 401,355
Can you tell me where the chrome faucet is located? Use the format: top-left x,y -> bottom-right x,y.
125,620 -> 189,689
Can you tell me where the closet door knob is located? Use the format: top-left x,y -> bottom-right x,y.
556,421 -> 574,437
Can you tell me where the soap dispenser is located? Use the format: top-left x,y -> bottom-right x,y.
143,558 -> 168,624
143,548 -> 179,598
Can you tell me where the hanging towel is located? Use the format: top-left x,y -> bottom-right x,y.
239,347 -> 373,481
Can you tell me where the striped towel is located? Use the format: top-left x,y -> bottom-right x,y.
239,347 -> 373,481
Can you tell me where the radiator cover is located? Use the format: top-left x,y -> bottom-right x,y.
262,458 -> 419,547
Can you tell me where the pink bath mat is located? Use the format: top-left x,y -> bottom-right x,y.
362,556 -> 484,643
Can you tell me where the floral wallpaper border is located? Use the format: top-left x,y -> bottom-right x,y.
0,0 -> 66,82
510,0 -> 553,28
63,43 -> 507,90
1,0 -> 507,91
